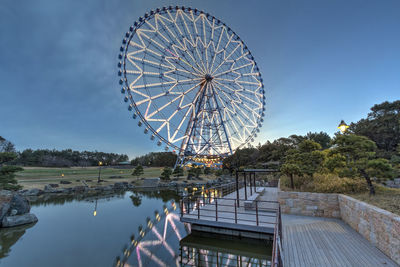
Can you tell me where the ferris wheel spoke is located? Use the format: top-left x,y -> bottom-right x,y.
179,11 -> 195,45
158,14 -> 201,72
212,84 -> 247,141
127,43 -> 201,79
210,43 -> 242,75
213,82 -> 255,137
155,15 -> 205,75
212,61 -> 253,78
130,78 -> 201,90
214,77 -> 261,87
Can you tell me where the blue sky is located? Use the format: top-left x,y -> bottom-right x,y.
1,0 -> 399,159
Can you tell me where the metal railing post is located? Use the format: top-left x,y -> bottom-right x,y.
215,198 -> 218,221
236,171 -> 240,207
253,173 -> 256,192
255,200 -> 259,226
234,200 -> 237,224
244,173 -> 247,200
250,173 -> 253,195
197,198 -> 200,219
180,199 -> 183,217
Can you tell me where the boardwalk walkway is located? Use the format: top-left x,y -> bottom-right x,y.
282,214 -> 398,267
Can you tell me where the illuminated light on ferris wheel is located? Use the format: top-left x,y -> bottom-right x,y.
118,6 -> 265,163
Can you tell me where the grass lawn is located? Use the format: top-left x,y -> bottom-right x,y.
14,166 -> 217,190
348,186 -> 400,216
16,166 -> 162,180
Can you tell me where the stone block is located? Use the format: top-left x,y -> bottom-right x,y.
2,213 -> 38,227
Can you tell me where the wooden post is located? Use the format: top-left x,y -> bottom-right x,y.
236,171 -> 240,207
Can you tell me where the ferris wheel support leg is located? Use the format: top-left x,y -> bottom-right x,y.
174,155 -> 185,170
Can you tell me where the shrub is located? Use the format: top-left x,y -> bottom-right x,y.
281,173 -> 367,194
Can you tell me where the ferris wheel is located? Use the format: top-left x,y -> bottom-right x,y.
118,6 -> 265,160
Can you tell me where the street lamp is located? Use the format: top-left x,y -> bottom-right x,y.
338,120 -> 349,134
98,161 -> 103,183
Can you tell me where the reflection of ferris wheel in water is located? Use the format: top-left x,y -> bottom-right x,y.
118,6 -> 265,163
115,202 -> 190,267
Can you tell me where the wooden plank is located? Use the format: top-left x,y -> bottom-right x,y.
283,215 -> 398,267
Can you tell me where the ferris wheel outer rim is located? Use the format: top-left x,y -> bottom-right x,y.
119,6 -> 266,155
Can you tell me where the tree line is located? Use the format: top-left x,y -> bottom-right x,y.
130,152 -> 177,167
224,100 -> 400,195
0,139 -> 129,167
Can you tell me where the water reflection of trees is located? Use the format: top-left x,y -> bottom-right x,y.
130,192 -> 142,207
129,189 -> 180,208
134,189 -> 180,203
0,223 -> 36,258
29,191 -> 126,207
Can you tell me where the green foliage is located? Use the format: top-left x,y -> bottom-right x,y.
203,167 -> 212,175
285,140 -> 325,177
0,167 -> 23,190
280,163 -> 301,176
257,137 -> 297,164
172,165 -> 184,178
366,158 -> 394,181
0,152 -> 17,164
187,167 -> 202,179
132,165 -> 144,178
16,148 -> 129,167
350,100 -> 400,157
280,163 -> 302,189
324,154 -> 347,174
130,152 -> 177,167
160,167 -> 172,181
223,147 -> 259,169
0,136 -> 16,153
215,169 -> 223,177
0,154 -> 23,190
329,134 -> 394,195
281,173 -> 367,194
305,131 -> 332,149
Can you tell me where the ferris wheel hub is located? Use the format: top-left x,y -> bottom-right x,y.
204,74 -> 213,82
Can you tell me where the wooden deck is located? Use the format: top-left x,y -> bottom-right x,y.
282,214 -> 398,267
181,187 -> 279,235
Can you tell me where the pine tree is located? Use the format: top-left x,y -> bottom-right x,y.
172,165 -> 183,178
132,165 -> 144,179
160,167 -> 172,181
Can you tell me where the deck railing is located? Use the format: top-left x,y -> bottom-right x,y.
179,247 -> 270,267
180,194 -> 279,227
271,205 -> 283,267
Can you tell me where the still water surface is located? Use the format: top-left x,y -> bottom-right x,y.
0,190 -> 271,267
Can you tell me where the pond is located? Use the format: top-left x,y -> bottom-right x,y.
0,190 -> 272,267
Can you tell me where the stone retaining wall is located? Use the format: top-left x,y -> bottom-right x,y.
278,191 -> 340,218
339,195 -> 400,265
278,189 -> 400,265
